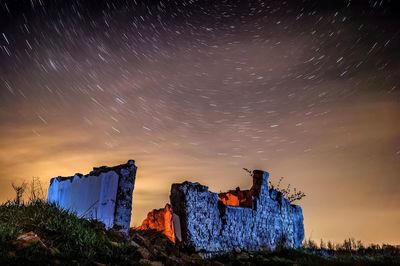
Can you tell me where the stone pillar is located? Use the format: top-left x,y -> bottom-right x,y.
112,160 -> 137,232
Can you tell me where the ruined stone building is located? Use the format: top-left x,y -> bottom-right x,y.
141,170 -> 304,256
48,160 -> 137,232
47,160 -> 304,255
169,170 -> 304,254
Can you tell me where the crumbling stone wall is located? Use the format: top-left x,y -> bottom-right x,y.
218,188 -> 253,207
170,170 -> 304,255
138,204 -> 175,242
48,160 -> 137,232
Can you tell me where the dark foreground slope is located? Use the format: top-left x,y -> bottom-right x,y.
0,201 -> 399,265
0,201 -> 140,265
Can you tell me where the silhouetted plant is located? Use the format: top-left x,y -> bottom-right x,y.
243,168 -> 306,203
320,239 -> 326,250
242,168 -> 253,176
11,181 -> 27,206
303,238 -> 318,250
270,177 -> 306,203
356,240 -> 364,250
29,176 -> 45,202
341,238 -> 356,251
327,240 -> 334,250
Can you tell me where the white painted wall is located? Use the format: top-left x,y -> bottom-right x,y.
48,171 -> 119,228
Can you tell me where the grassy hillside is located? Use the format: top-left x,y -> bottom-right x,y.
0,200 -> 399,265
0,200 -> 140,265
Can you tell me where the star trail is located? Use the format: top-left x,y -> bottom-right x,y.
0,0 -> 399,244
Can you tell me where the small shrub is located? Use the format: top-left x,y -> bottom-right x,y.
243,168 -> 306,203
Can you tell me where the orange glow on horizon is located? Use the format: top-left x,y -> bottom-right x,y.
0,97 -> 399,246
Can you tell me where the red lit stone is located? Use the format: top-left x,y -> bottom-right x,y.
138,203 -> 175,243
218,187 -> 253,207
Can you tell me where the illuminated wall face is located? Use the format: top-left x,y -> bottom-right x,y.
0,1 -> 400,245
47,160 -> 137,231
48,172 -> 119,228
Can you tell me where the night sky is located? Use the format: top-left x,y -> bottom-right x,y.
1,0 -> 399,244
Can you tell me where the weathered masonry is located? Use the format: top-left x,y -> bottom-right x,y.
138,203 -> 175,243
48,160 -> 137,232
169,170 -> 304,255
